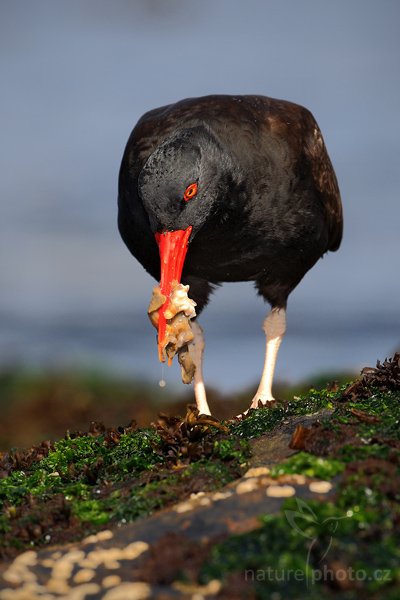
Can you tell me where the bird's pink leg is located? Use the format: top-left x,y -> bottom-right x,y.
250,307 -> 286,408
188,320 -> 211,415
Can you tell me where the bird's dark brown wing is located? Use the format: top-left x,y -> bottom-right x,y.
250,96 -> 343,253
303,118 -> 343,252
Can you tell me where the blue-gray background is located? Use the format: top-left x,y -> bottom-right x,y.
1,0 -> 399,392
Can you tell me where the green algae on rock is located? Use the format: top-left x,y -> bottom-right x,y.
0,406 -> 251,558
1,352 -> 399,598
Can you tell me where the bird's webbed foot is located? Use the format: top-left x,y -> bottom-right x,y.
148,282 -> 197,382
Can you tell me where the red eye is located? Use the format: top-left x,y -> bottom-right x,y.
183,182 -> 198,202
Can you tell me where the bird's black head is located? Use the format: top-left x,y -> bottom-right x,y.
138,125 -> 235,237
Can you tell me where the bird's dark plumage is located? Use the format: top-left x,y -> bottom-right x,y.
118,94 -> 343,413
119,94 -> 342,309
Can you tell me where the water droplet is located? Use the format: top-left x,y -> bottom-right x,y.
159,364 -> 166,388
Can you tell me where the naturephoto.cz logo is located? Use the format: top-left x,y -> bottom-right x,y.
244,498 -> 392,587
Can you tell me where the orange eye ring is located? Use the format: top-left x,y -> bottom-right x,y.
183,182 -> 198,202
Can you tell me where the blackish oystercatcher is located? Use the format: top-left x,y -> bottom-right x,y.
118,95 -> 343,415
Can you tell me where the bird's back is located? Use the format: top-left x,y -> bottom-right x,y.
118,94 -> 343,285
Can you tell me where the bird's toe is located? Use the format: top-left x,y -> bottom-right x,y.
250,395 -> 275,410
233,397 -> 276,420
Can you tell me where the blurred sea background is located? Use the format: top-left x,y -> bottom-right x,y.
0,1 -> 399,446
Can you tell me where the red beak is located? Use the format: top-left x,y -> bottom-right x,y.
154,226 -> 192,362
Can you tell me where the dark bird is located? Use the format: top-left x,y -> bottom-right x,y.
118,95 -> 343,415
